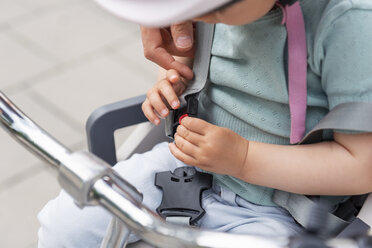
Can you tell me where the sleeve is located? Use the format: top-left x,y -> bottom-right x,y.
320,8 -> 372,110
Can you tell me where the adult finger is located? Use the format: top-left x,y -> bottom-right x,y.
147,47 -> 193,80
159,28 -> 194,57
170,21 -> 194,52
141,27 -> 194,79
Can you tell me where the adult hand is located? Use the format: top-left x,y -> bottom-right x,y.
141,21 -> 195,80
169,117 -> 250,178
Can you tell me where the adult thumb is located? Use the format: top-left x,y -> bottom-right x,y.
170,21 -> 194,52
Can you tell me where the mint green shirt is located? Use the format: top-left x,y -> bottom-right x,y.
199,0 -> 372,206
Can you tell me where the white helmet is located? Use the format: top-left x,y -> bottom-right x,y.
95,0 -> 235,27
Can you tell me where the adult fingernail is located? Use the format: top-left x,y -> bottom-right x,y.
154,119 -> 160,125
176,36 -> 192,48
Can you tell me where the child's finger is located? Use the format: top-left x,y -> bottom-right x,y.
142,99 -> 160,125
174,134 -> 198,157
168,142 -> 198,166
147,89 -> 169,118
172,77 -> 188,96
158,79 -> 180,109
176,124 -> 203,146
166,69 -> 188,95
180,117 -> 210,135
166,69 -> 181,83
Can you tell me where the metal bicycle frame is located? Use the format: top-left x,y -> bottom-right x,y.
0,91 -> 361,248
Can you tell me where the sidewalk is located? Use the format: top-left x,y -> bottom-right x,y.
0,0 -> 157,247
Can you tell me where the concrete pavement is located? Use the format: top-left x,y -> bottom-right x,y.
0,0 -> 157,247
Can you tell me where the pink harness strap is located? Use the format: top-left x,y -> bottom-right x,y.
278,2 -> 308,144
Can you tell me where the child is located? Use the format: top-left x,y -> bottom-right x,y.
38,0 -> 372,247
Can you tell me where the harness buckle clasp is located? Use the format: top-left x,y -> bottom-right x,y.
165,94 -> 198,139
155,166 -> 212,225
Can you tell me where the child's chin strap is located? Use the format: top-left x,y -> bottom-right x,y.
277,0 -> 308,144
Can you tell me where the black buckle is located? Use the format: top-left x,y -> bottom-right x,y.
155,166 -> 213,225
166,94 -> 199,139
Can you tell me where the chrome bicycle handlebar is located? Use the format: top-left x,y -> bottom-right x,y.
0,91 -> 362,248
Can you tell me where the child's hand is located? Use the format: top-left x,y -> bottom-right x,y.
142,69 -> 187,125
169,117 -> 249,178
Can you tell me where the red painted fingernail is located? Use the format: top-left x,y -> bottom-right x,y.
179,114 -> 188,124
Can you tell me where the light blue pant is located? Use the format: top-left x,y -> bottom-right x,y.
38,142 -> 304,248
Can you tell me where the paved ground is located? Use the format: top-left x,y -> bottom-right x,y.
0,0 -> 157,247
